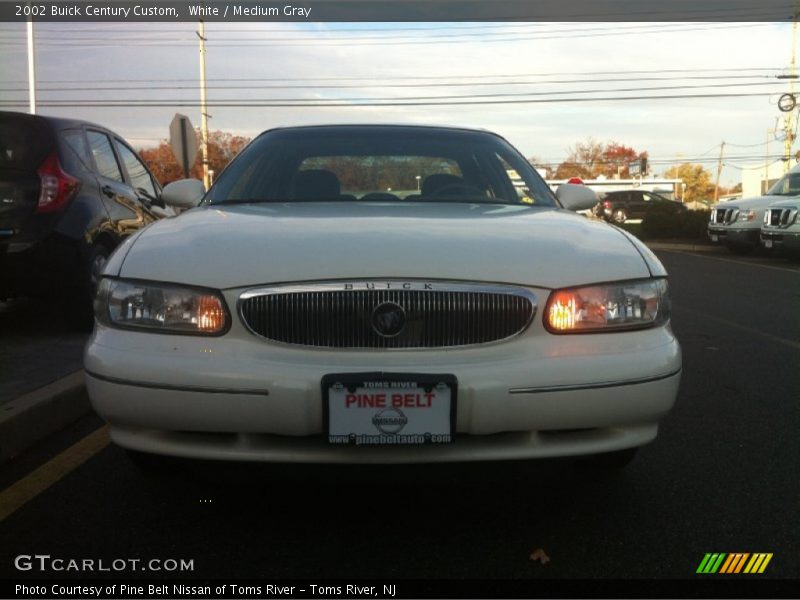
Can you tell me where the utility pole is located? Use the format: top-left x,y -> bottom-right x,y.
26,14 -> 36,114
197,20 -> 210,190
714,141 -> 725,203
785,19 -> 798,173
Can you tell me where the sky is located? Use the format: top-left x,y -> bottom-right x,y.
0,20 -> 797,186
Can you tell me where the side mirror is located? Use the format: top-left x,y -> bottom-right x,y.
161,179 -> 205,209
556,183 -> 598,212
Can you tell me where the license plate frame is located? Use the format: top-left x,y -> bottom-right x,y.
322,373 -> 457,446
765,239 -> 773,248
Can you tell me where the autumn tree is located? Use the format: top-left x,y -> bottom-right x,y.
554,138 -> 648,179
664,163 -> 716,202
599,142 -> 648,178
138,130 -> 251,186
555,138 -> 604,179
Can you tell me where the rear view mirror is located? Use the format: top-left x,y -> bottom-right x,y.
556,183 -> 598,212
161,179 -> 205,209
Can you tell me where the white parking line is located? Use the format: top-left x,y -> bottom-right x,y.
673,307 -> 800,351
659,249 -> 800,274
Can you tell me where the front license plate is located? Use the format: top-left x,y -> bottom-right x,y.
711,234 -> 719,242
323,373 -> 457,445
765,239 -> 773,248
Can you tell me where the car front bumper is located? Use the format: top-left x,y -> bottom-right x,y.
707,226 -> 759,246
760,229 -> 800,251
85,319 -> 682,463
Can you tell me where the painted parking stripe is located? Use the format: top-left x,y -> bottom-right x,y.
658,249 -> 800,274
673,306 -> 800,351
0,426 -> 109,522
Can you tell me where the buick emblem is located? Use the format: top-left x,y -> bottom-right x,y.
371,301 -> 406,337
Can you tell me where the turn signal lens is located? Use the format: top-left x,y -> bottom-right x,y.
95,279 -> 229,335
197,295 -> 226,332
548,293 -> 578,331
545,278 -> 669,333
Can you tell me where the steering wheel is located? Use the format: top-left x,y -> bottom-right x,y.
430,183 -> 486,198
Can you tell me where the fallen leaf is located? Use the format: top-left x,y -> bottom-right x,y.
529,548 -> 550,565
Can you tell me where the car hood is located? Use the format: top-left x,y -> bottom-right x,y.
764,197 -> 800,209
714,194 -> 794,209
116,202 -> 652,289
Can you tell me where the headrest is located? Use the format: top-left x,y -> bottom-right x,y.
292,169 -> 341,199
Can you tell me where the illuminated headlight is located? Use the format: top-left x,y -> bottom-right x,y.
94,279 -> 229,335
545,278 -> 669,333
739,209 -> 757,222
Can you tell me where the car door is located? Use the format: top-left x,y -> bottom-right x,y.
628,191 -> 648,219
85,129 -> 150,238
113,139 -> 174,220
645,192 -> 683,215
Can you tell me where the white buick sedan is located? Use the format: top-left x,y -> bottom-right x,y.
85,125 -> 681,468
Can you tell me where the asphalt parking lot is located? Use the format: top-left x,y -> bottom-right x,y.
1,249 -> 798,591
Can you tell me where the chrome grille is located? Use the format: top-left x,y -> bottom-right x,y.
239,282 -> 536,348
714,207 -> 739,224
768,207 -> 798,227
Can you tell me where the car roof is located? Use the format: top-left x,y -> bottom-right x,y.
0,110 -> 116,135
256,123 -> 503,139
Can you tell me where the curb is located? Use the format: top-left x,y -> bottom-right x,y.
0,371 -> 89,463
645,242 -> 721,253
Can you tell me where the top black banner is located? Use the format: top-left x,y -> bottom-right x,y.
0,0 -> 796,22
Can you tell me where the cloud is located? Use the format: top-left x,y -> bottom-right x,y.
0,21 -> 793,185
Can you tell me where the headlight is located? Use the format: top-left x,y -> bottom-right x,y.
545,278 -> 669,333
739,209 -> 757,222
95,278 -> 229,335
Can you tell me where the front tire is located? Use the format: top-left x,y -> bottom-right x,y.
612,208 -> 627,224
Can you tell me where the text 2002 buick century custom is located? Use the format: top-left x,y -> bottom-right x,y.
85,125 -> 681,467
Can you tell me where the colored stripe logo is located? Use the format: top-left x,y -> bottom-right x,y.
697,553 -> 773,574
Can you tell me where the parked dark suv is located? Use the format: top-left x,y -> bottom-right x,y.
593,189 -> 686,223
0,111 -> 173,325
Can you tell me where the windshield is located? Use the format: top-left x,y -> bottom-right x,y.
766,172 -> 800,196
205,126 -> 556,207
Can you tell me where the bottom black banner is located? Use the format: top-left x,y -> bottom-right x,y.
3,579 -> 799,599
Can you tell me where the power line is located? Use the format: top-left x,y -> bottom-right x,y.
1,67 -> 781,85
0,91 -> 783,108
0,22 -> 767,42
725,139 -> 773,148
0,23 -> 776,48
0,80 -> 786,104
0,74 -> 779,94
